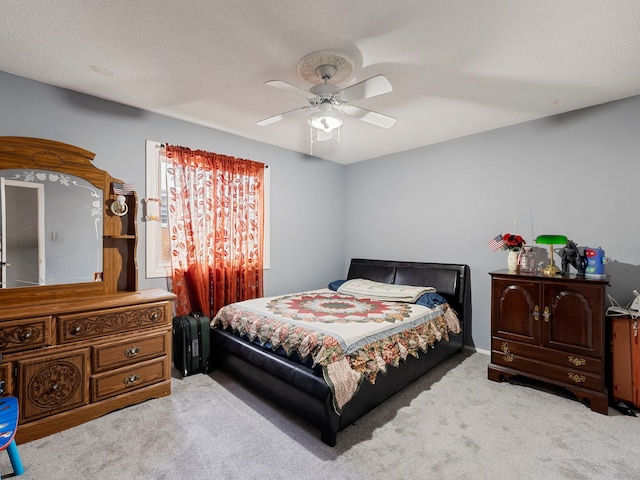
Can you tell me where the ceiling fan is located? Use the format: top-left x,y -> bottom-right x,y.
257,51 -> 396,136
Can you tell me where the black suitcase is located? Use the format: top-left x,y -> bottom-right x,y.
172,312 -> 212,376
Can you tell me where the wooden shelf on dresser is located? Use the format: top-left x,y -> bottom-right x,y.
0,288 -> 176,443
487,269 -> 609,414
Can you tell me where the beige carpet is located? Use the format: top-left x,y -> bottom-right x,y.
2,351 -> 639,480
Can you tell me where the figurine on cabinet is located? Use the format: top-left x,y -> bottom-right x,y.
560,240 -> 586,277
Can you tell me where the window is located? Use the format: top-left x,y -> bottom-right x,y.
145,141 -> 270,278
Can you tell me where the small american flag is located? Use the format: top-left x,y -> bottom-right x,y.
488,234 -> 506,252
112,182 -> 135,195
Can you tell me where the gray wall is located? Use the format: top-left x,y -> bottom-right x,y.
3,70 -> 639,351
0,71 -> 346,297
344,96 -> 640,350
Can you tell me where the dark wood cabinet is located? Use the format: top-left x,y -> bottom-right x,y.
488,270 -> 609,414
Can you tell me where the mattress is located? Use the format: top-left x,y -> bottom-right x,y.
212,287 -> 461,412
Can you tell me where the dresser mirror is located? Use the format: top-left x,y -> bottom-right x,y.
0,168 -> 103,288
0,137 -> 137,304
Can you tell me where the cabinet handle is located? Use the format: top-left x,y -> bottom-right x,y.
123,374 -> 141,386
568,356 -> 586,367
543,307 -> 551,322
124,346 -> 142,358
532,305 -> 540,321
568,373 -> 586,384
501,342 -> 515,363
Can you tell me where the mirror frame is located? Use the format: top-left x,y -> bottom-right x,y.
0,137 -> 137,306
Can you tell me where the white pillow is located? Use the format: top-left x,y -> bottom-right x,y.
337,278 -> 435,302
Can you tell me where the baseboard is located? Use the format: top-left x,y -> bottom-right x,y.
464,345 -> 490,356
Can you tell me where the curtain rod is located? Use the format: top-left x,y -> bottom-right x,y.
156,143 -> 268,167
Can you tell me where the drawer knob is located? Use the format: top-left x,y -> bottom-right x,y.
70,325 -> 82,335
51,383 -> 60,391
124,346 -> 142,358
568,356 -> 586,367
20,330 -> 34,341
123,374 -> 141,386
150,312 -> 160,321
568,373 -> 586,384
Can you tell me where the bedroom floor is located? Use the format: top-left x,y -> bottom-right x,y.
3,350 -> 639,480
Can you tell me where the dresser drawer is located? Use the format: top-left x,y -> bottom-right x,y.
92,331 -> 170,373
491,338 -> 602,374
0,316 -> 53,354
91,357 -> 168,402
59,302 -> 169,343
18,350 -> 90,423
492,345 -> 603,391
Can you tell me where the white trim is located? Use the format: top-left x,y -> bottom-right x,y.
145,140 -> 169,278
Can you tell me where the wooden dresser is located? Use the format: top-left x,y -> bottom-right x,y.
488,270 -> 609,414
0,289 -> 175,443
0,137 -> 175,443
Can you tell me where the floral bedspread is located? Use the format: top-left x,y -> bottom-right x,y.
212,289 -> 461,413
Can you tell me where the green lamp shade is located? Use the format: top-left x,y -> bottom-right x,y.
535,234 -> 568,245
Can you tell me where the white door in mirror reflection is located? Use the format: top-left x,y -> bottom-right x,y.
0,178 -> 45,288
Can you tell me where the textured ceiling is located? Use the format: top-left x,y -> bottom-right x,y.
1,1 -> 639,164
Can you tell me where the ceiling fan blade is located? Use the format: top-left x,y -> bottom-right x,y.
266,80 -> 316,99
257,106 -> 310,126
339,74 -> 393,103
342,105 -> 396,129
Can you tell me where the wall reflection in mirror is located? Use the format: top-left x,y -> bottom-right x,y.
0,169 -> 103,288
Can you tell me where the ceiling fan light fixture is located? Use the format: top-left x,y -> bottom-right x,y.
308,112 -> 343,132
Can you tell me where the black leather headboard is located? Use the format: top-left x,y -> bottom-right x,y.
346,258 -> 472,332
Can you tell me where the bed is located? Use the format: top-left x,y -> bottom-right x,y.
210,258 -> 472,446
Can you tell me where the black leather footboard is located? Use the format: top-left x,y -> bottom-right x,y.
211,258 -> 471,446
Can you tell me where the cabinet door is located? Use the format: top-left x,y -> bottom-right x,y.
542,282 -> 603,357
491,278 -> 541,344
18,350 -> 90,422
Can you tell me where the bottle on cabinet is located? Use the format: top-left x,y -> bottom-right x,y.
518,247 -> 537,273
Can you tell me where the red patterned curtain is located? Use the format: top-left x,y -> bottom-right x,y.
164,144 -> 264,318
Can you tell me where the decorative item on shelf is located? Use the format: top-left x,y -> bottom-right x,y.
144,198 -> 161,222
507,250 -> 520,272
112,182 -> 135,195
560,240 -> 587,277
584,247 -> 610,279
535,234 -> 568,276
488,233 -> 526,272
110,182 -> 135,216
518,246 -> 537,273
110,195 -> 128,216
